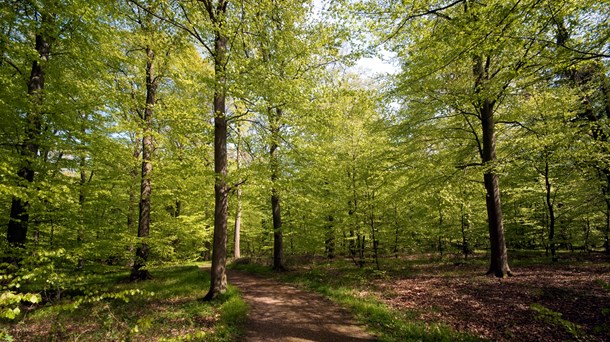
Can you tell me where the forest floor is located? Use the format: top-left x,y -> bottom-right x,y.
226,268 -> 376,341
233,251 -> 610,341
1,264 -> 246,341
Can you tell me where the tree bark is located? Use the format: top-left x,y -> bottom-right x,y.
204,27 -> 229,300
7,21 -> 52,247
544,159 -> 557,262
461,204 -> 470,260
325,215 -> 335,259
480,99 -> 511,277
131,45 -> 156,281
234,188 -> 242,259
234,124 -> 242,259
473,53 -> 511,277
270,108 -> 285,271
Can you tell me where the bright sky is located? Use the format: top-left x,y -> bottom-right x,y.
352,55 -> 399,76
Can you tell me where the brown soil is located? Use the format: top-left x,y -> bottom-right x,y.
374,257 -> 610,341
227,269 -> 376,342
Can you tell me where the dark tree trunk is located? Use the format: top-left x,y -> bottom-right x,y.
461,204 -> 470,260
204,27 -> 229,300
358,234 -> 366,267
473,53 -> 511,277
480,99 -> 511,277
175,200 -> 181,218
131,45 -> 156,281
7,25 -> 52,247
325,215 -> 335,259
438,206 -> 444,257
270,108 -> 284,271
604,197 -> 610,255
544,159 -> 557,262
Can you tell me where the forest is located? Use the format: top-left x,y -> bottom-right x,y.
1,0 -> 610,340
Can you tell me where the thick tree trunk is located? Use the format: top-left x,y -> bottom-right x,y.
131,46 -> 156,281
480,99 -> 512,277
270,108 -> 284,271
7,27 -> 52,247
204,30 -> 229,300
472,53 -> 511,277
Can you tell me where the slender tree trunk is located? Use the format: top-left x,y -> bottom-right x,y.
461,204 -> 470,260
438,206 -> 444,257
543,159 -> 557,262
234,189 -> 242,259
131,46 -> 156,281
175,200 -> 181,217
348,169 -> 358,261
393,204 -> 399,258
234,125 -> 242,259
369,191 -> 379,270
604,197 -> 610,255
7,24 -> 52,247
583,218 -> 590,253
77,151 -> 87,269
325,215 -> 335,259
358,234 -> 366,267
204,28 -> 229,300
270,108 -> 284,271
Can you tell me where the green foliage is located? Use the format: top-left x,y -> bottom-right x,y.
531,304 -> 586,340
1,264 -> 244,341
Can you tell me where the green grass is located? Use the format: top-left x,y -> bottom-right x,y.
231,261 -> 481,342
1,263 -> 247,341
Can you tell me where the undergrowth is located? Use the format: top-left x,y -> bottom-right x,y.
1,263 -> 246,341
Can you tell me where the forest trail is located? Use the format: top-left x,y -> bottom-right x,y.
226,269 -> 377,342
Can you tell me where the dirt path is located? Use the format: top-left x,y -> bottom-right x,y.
227,269 -> 377,342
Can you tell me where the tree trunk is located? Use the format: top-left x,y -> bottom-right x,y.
472,53 -> 511,277
348,169 -> 358,261
204,29 -> 229,300
480,98 -> 511,277
438,206 -> 444,257
325,215 -> 335,259
7,24 -> 52,247
234,124 -> 242,259
393,204 -> 399,258
270,108 -> 284,271
461,204 -> 470,260
605,198 -> 610,255
544,159 -> 557,262
131,45 -> 156,281
234,187 -> 242,259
